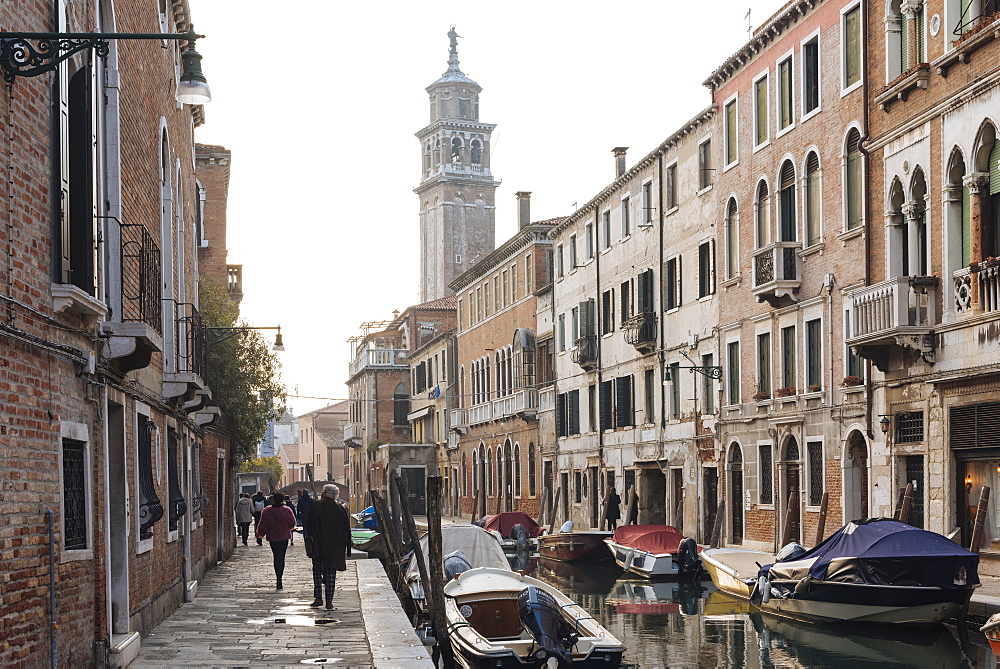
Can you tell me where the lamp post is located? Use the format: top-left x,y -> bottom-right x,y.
203,325 -> 285,351
0,29 -> 211,104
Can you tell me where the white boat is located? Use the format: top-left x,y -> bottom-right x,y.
405,523 -> 508,607
603,524 -> 702,578
700,547 -> 775,598
444,566 -> 625,668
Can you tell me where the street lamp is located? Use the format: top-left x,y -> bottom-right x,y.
203,325 -> 285,352
0,28 -> 211,104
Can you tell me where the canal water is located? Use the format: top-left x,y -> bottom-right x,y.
506,553 -> 996,668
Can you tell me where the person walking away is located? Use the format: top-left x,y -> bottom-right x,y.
297,489 -> 312,534
283,494 -> 297,545
252,491 -> 267,545
605,487 -> 622,531
235,493 -> 254,546
305,484 -> 351,609
255,492 -> 297,590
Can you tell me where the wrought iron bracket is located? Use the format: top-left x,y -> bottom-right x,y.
0,30 -> 201,84
673,350 -> 723,379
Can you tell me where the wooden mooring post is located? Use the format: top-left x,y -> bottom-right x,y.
709,497 -> 725,548
780,490 -> 796,548
549,487 -> 562,534
814,492 -> 829,545
425,476 -> 455,668
599,486 -> 612,531
970,486 -> 992,554
536,486 -> 550,528
897,482 -> 914,524
370,491 -> 407,599
625,486 -> 638,526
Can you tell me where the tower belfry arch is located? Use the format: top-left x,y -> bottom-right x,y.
414,27 -> 499,302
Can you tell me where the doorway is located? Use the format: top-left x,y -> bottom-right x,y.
400,466 -> 427,515
703,468 -> 719,543
783,437 -> 801,544
904,455 -> 924,529
640,467 -> 667,525
729,445 -> 744,544
671,468 -> 684,528
589,467 -> 600,528
560,472 -> 569,525
108,401 -> 129,635
843,431 -> 869,522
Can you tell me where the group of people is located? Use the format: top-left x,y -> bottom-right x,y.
234,486 -> 351,610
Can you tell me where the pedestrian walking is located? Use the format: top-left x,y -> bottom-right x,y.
235,492 -> 254,546
251,491 -> 267,545
605,486 -> 622,531
284,494 -> 296,545
305,484 -> 351,609
255,492 -> 297,590
296,489 -> 312,534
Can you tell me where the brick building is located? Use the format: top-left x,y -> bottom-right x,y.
450,193 -> 558,521
195,144 -> 243,306
850,0 -> 1000,569
0,1 -> 241,666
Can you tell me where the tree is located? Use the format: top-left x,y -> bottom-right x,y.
200,279 -> 287,461
239,457 -> 284,488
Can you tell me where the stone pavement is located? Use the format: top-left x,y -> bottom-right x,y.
132,540 -> 432,668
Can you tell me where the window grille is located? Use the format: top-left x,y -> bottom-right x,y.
167,430 -> 187,531
137,416 -> 163,540
63,439 -> 87,550
895,411 -> 924,443
808,441 -> 823,506
759,445 -> 773,504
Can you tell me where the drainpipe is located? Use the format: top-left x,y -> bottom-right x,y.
857,4 -> 875,446
45,509 -> 57,669
657,151 -> 667,459
595,208 -> 604,485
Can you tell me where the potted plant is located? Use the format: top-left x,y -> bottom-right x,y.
774,386 -> 796,398
807,384 -> 821,393
752,391 -> 771,402
841,376 -> 863,388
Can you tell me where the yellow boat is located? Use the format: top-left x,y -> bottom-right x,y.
700,547 -> 774,598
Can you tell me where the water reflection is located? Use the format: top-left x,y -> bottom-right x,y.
519,556 -> 995,668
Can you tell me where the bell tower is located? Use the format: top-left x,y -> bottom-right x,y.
415,27 -> 499,302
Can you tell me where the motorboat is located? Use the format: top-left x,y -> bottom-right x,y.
537,522 -> 612,562
444,566 -> 625,668
405,523 -> 509,608
749,518 -> 980,625
981,612 -> 1000,658
352,505 -> 378,530
603,524 -> 703,578
701,546 -> 776,598
481,512 -> 545,551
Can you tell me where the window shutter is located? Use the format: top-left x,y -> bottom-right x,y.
990,140 -> 1000,195
57,59 -> 71,284
915,8 -> 925,63
556,393 -> 566,437
599,381 -> 613,431
615,376 -> 633,428
710,240 -> 716,294
846,131 -> 862,230
726,102 -> 737,164
637,272 -> 648,314
962,186 -> 972,266
845,8 -> 861,86
900,13 -> 908,70
676,255 -> 682,307
568,390 -> 580,435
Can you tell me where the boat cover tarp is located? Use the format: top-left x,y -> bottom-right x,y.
611,524 -> 686,555
762,519 -> 980,587
405,523 -> 509,586
482,512 -> 544,538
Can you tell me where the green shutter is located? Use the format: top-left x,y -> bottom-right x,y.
990,140 -> 1000,195
962,186 -> 972,266
900,15 -> 908,70
755,78 -> 768,145
960,0 -> 973,33
726,101 -> 737,164
845,7 -> 861,87
915,8 -> 925,63
847,132 -> 862,230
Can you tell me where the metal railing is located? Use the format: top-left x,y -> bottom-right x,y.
120,223 -> 162,333
176,302 -> 205,377
571,335 -> 599,370
954,0 -> 999,36
752,241 -> 801,289
847,276 -> 938,340
623,312 -> 657,350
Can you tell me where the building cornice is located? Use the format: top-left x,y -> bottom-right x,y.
702,0 -> 823,93
549,106 -> 715,238
450,224 -> 560,292
416,120 -> 498,140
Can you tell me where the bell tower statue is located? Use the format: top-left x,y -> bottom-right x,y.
415,27 -> 499,302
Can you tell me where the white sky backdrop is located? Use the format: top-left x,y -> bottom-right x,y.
192,0 -> 784,415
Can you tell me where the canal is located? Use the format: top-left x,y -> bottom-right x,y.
505,554 -> 996,668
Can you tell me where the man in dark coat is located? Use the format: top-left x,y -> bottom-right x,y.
305,484 -> 351,609
605,487 -> 622,530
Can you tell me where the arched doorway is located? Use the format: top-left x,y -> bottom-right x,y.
843,431 -> 869,522
729,444 -> 744,544
782,437 -> 802,545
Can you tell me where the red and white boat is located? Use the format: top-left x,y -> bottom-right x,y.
982,613 -> 1000,657
603,524 -> 703,578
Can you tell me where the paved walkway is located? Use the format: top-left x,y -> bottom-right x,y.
132,540 -> 432,668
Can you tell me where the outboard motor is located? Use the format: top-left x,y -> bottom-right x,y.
510,523 -> 531,553
775,541 -> 806,562
443,550 -> 473,579
559,520 -> 574,534
517,586 -> 576,668
676,537 -> 701,578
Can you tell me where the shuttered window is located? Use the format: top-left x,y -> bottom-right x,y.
755,76 -> 769,146
806,319 -> 822,388
578,299 -> 595,338
846,130 -> 863,230
698,241 -> 715,298
757,332 -> 772,395
990,139 -> 1000,195
669,363 -> 681,419
781,325 -> 797,390
805,152 -> 821,246
567,390 -> 580,435
599,381 -> 613,431
726,198 -> 739,279
844,5 -> 861,88
620,280 -> 631,323
900,11 -> 909,71
950,402 -> 1000,449
556,393 -> 567,437
666,164 -> 677,209
727,341 -> 741,405
779,161 -> 797,241
756,181 -> 771,248
725,99 -> 738,165
637,268 -> 654,312
778,57 -> 793,130
614,376 -> 634,428
915,6 -> 925,63
803,39 -> 820,114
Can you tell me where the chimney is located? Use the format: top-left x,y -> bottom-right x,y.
613,147 -> 628,178
516,191 -> 532,229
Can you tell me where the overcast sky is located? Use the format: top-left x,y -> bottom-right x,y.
191,0 -> 782,415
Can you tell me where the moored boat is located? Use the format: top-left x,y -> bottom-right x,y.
701,547 -> 775,598
444,566 -> 625,668
603,524 -> 703,578
405,523 -> 508,608
749,518 -> 979,626
481,512 -> 545,551
538,530 -> 612,562
980,613 -> 1000,658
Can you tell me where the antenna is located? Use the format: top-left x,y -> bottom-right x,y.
745,8 -> 752,38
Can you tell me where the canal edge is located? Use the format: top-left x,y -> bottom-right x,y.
356,559 -> 435,667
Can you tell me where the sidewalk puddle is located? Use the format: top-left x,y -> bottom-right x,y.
301,659 -> 344,664
246,616 -> 342,627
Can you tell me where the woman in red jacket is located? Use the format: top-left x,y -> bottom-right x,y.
255,492 -> 297,590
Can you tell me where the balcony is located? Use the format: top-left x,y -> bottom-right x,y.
349,347 -> 409,379
104,223 -> 163,372
538,387 -> 554,412
449,408 -> 468,434
164,303 -> 207,399
751,241 -> 802,306
571,335 -> 599,371
493,389 -> 538,421
954,259 -> 1000,316
623,312 -> 657,354
469,402 -> 492,426
846,276 -> 938,371
343,422 -> 363,445
934,10 -> 1000,77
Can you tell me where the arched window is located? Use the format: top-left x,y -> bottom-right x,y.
908,168 -> 929,276
514,443 -> 522,496
487,448 -> 493,494
975,123 -> 1000,261
472,450 -> 479,495
779,160 -> 797,241
393,383 -> 409,425
725,198 -> 739,279
451,137 -> 462,163
512,329 -> 535,390
471,139 -> 482,164
496,449 -> 503,497
845,129 -> 863,230
805,152 -> 821,246
755,180 -> 771,248
528,443 -> 536,497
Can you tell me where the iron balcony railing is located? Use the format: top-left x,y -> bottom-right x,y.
571,335 -> 599,371
623,312 -> 657,352
176,302 -> 205,378
120,223 -> 162,334
954,0 -> 999,36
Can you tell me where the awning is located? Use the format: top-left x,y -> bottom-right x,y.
407,406 -> 432,421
